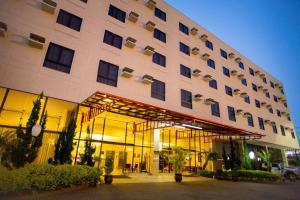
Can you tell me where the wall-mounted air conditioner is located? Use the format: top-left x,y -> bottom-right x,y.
191,47 -> 199,55
194,94 -> 203,101
191,28 -> 198,35
192,69 -> 201,77
142,74 -> 154,84
128,11 -> 139,23
28,33 -> 45,49
204,98 -> 215,105
203,74 -> 213,81
41,0 -> 57,14
121,67 -> 134,78
124,37 -> 137,48
146,0 -> 156,10
201,53 -> 210,60
0,21 -> 7,37
200,34 -> 208,42
144,46 -> 155,56
145,21 -> 155,32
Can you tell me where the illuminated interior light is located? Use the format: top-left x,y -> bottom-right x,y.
181,123 -> 203,130
104,98 -> 113,102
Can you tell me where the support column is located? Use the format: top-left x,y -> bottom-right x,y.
281,149 -> 289,166
153,129 -> 160,175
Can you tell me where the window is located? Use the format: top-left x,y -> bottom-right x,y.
205,40 -> 213,50
43,42 -> 74,74
179,22 -> 189,35
239,62 -> 244,69
255,99 -> 260,108
223,66 -> 230,77
97,60 -> 119,87
180,64 -> 191,78
272,123 -> 278,134
225,86 -> 233,96
103,30 -> 123,49
284,102 -> 287,108
291,130 -> 295,139
265,92 -> 270,98
57,9 -> 82,31
277,110 -> 281,117
179,42 -> 190,55
281,89 -> 285,95
181,89 -> 192,109
270,81 -> 274,88
207,59 -> 215,69
108,4 -> 126,23
244,96 -> 250,104
227,106 -> 236,122
288,116 -> 291,121
269,107 -> 273,114
152,52 -> 166,67
252,83 -> 257,92
155,7 -> 166,21
262,77 -> 267,84
273,95 -> 278,102
154,28 -> 166,43
209,80 -> 217,90
241,79 -> 247,86
220,49 -> 228,59
151,79 -> 165,101
258,117 -> 265,130
80,0 -> 87,3
280,125 -> 286,136
211,101 -> 220,117
249,67 -> 254,76
247,114 -> 254,127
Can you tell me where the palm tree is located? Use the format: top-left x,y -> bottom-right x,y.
202,152 -> 219,170
257,150 -> 272,171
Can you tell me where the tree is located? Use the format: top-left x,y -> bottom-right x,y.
168,146 -> 187,174
222,145 -> 230,170
258,149 -> 272,171
54,118 -> 77,164
242,140 -> 252,170
0,130 -> 18,169
202,152 -> 219,170
229,137 -> 240,170
79,126 -> 96,167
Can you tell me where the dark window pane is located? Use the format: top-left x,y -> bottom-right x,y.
223,66 -> 230,77
108,4 -> 126,23
258,117 -> 265,130
103,30 -> 123,49
211,101 -> 220,117
272,124 -> 278,134
228,106 -> 236,122
181,89 -> 192,109
205,40 -> 213,50
244,96 -> 250,104
151,79 -> 165,101
207,59 -> 215,69
249,67 -> 254,76
280,125 -> 286,136
225,86 -> 233,96
252,83 -> 257,92
209,80 -> 217,90
180,64 -> 191,78
179,22 -> 189,35
155,7 -> 166,21
154,28 -> 166,43
57,9 -> 82,31
247,114 -> 254,127
239,62 -> 244,69
152,52 -> 166,67
220,49 -> 228,59
97,60 -> 119,87
179,42 -> 190,55
255,99 -> 260,108
241,79 -> 247,86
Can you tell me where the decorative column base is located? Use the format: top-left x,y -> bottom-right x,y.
152,151 -> 160,175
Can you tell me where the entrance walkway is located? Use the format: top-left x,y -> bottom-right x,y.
112,173 -> 204,184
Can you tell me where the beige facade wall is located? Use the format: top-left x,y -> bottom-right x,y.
0,0 -> 298,149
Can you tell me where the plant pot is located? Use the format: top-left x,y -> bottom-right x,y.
175,173 -> 182,183
105,175 -> 113,184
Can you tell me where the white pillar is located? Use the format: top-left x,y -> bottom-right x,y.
153,129 -> 160,175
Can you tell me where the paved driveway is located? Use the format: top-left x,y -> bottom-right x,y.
5,178 -> 300,200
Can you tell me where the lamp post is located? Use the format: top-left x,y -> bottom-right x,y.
31,124 -> 42,137
249,151 -> 255,160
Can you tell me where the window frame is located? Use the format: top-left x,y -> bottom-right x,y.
211,101 -> 220,117
181,89 -> 192,109
227,106 -> 236,122
152,52 -> 166,67
97,60 -> 119,87
56,9 -> 82,32
151,79 -> 166,101
153,28 -> 166,43
103,30 -> 123,49
179,42 -> 190,56
154,7 -> 166,21
108,4 -> 126,23
180,64 -> 191,78
179,22 -> 189,35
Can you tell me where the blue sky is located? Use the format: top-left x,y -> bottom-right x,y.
165,0 -> 300,144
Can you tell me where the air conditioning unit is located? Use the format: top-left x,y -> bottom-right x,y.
281,111 -> 287,115
194,94 -> 203,101
263,88 -> 268,93
264,120 -> 271,125
255,70 -> 261,76
124,37 -> 137,48
128,11 -> 139,23
278,85 -> 283,89
191,47 -> 199,55
236,109 -> 244,115
235,57 -> 241,63
200,34 -> 208,42
142,74 -> 154,84
243,112 -> 252,118
233,89 -> 240,95
240,92 -> 248,98
257,85 -> 264,90
285,127 -> 291,131
192,69 -> 201,77
121,67 -> 134,78
261,102 -> 267,106
270,121 -> 276,126
144,45 -> 155,56
278,97 -> 283,101
203,74 -> 213,81
191,27 -> 198,35
230,70 -> 238,76
28,33 -> 45,49
237,74 -> 245,79
228,53 -> 235,59
0,21 -> 7,37
201,53 -> 210,60
204,98 -> 214,105
41,0 -> 57,14
260,73 -> 266,78
145,21 -> 155,32
275,83 -> 281,88
146,0 -> 156,10
266,104 -> 272,108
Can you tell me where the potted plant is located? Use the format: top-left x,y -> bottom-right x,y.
104,153 -> 114,184
169,146 -> 187,183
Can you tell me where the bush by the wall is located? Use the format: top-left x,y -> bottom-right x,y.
0,164 -> 102,194
198,170 -> 215,178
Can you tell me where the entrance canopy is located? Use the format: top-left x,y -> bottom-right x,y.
81,91 -> 264,141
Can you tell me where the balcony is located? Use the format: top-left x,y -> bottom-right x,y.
124,37 -> 137,48
121,67 -> 134,78
41,0 -> 57,14
142,74 -> 154,84
204,98 -> 215,105
201,53 -> 210,61
200,34 -> 208,42
191,47 -> 199,55
146,0 -> 156,10
229,53 -> 235,59
128,11 -> 139,23
230,70 -> 238,76
203,74 -> 213,81
144,46 -> 155,56
0,21 -> 7,37
28,33 -> 45,49
191,28 -> 198,35
192,69 -> 201,77
145,21 -> 155,32
235,57 -> 241,63
194,94 -> 203,101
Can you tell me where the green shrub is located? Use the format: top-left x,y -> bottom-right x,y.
198,170 -> 215,178
0,164 -> 102,194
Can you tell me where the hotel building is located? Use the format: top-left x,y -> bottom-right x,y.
0,0 -> 298,174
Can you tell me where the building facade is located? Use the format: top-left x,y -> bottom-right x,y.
0,0 -> 298,174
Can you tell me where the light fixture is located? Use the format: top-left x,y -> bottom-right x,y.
32,124 -> 42,137
181,123 -> 203,130
257,157 -> 261,161
174,125 -> 185,129
104,98 -> 112,102
249,151 -> 255,160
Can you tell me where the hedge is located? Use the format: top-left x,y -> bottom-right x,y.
0,164 -> 102,194
198,170 -> 280,182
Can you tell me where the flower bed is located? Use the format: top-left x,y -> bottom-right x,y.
0,164 -> 102,194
